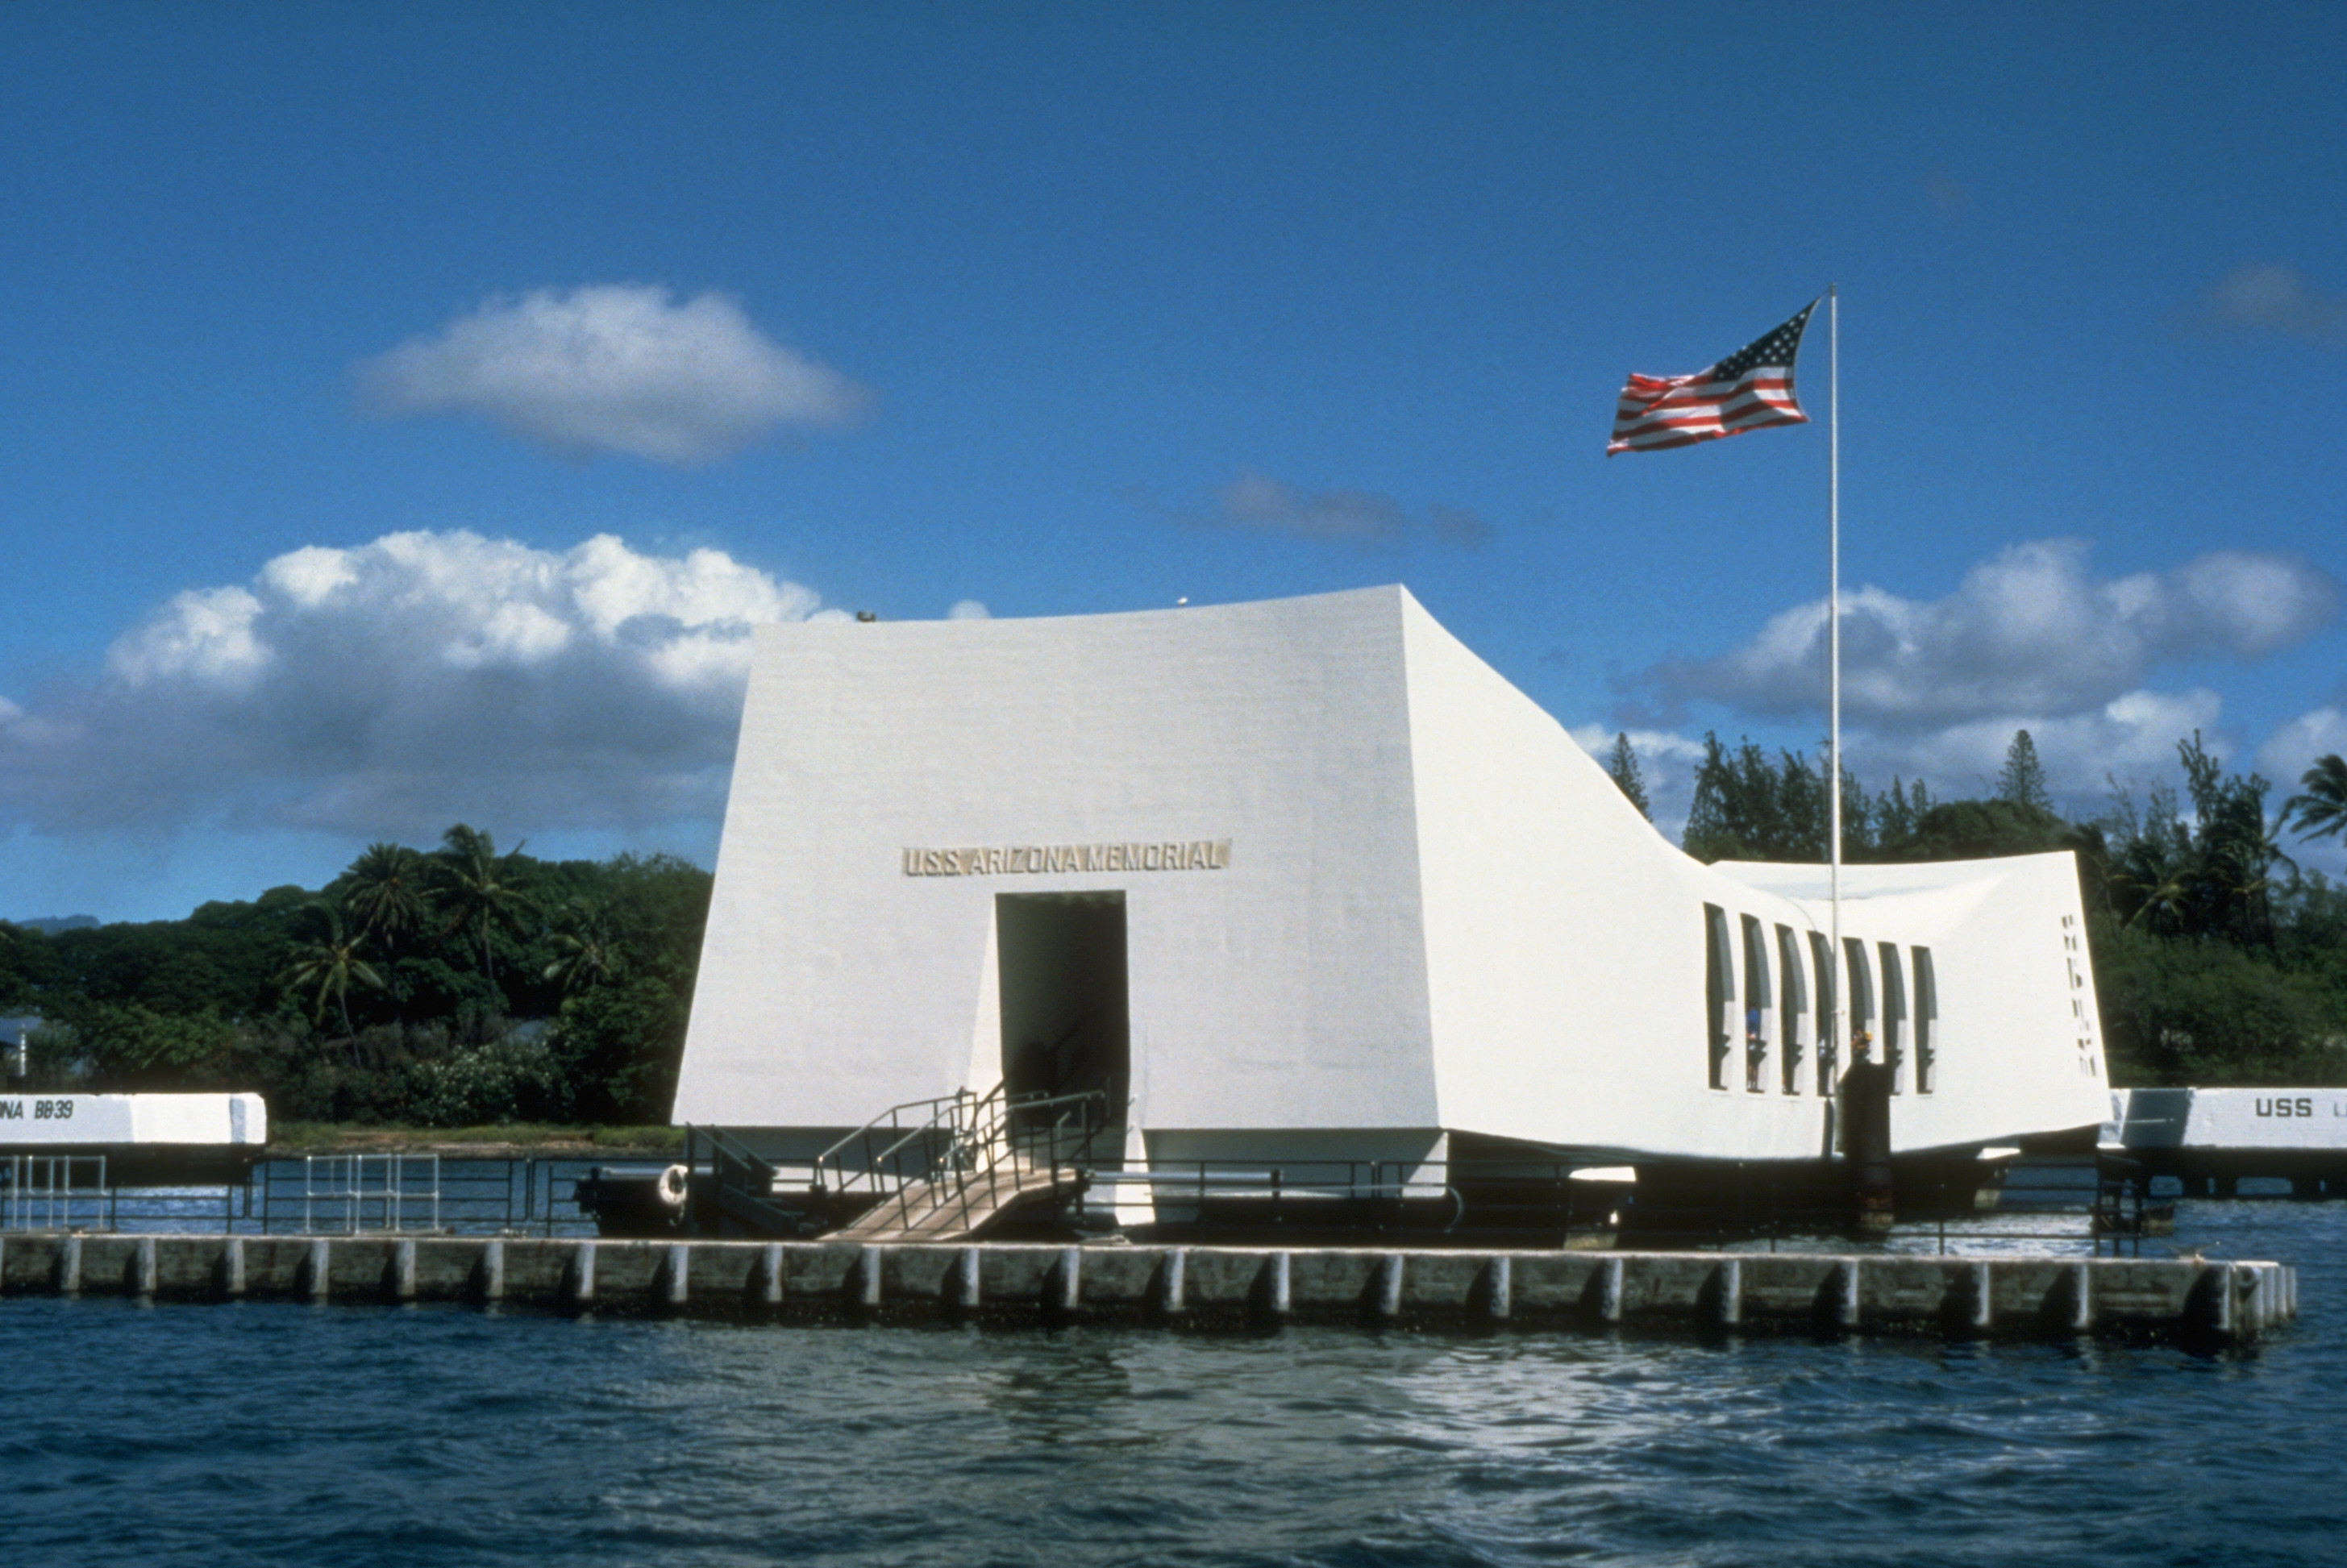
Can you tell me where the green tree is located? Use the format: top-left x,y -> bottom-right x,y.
543,896 -> 622,995
1878,798 -> 2070,864
1995,729 -> 2054,813
2096,921 -> 2345,1085
1603,732 -> 1651,820
277,903 -> 385,1050
550,973 -> 689,1123
340,842 -> 431,1017
2177,732 -> 2288,946
432,825 -> 535,994
2284,754 -> 2347,844
1681,735 -> 1849,863
44,999 -> 241,1091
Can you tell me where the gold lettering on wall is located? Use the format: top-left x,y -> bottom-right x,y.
901,838 -> 1233,877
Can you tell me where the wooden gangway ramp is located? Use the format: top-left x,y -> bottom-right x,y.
0,1234 -> 2299,1345
826,1156 -> 1071,1243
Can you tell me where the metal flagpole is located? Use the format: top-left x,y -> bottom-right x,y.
1828,284 -> 1843,1075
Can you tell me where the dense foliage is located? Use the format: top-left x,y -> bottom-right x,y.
1654,728 -> 2347,1088
0,827 -> 711,1125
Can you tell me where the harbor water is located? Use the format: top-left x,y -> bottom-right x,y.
5,1199 -> 2344,1566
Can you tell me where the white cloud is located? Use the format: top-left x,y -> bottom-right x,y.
356,285 -> 872,464
1629,539 -> 2335,729
1854,689 -> 2226,804
2257,706 -> 2347,794
1571,725 -> 1709,836
107,586 -> 269,688
0,531 -> 830,837
947,600 -> 992,621
1575,689 -> 2230,839
1185,470 -> 1492,547
2205,264 -> 2347,348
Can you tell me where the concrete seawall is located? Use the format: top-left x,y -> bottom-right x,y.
0,1234 -> 2299,1344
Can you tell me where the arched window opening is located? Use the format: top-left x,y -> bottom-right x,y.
1704,905 -> 1734,1090
1809,930 -> 1838,1093
1776,924 -> 1808,1095
1741,914 -> 1772,1092
1913,946 -> 1939,1093
1843,937 -> 1875,1070
1878,941 -> 1907,1095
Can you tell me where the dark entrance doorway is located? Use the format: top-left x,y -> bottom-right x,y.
997,892 -> 1129,1121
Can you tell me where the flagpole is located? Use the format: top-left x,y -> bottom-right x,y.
1828,284 -> 1843,1077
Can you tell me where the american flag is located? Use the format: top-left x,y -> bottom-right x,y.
1607,302 -> 1816,455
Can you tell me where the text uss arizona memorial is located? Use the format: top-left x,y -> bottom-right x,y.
901,839 -> 1233,878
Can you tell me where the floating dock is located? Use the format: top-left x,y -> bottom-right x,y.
0,1234 -> 2298,1344
2105,1088 -> 2347,1197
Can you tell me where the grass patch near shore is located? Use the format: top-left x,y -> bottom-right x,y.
268,1121 -> 685,1155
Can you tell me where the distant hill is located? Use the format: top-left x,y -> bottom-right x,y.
11,915 -> 99,934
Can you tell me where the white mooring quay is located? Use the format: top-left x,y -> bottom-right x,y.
0,1234 -> 2298,1345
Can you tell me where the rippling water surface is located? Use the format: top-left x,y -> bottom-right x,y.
6,1202 -> 2344,1566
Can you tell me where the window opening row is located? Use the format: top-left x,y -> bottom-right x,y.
1704,904 -> 1937,1096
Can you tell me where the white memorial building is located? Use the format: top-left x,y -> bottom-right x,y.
673,586 -> 2111,1208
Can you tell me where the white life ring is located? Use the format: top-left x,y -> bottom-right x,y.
655,1163 -> 690,1212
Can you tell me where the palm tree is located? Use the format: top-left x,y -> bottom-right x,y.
341,842 -> 429,1020
543,897 -> 622,994
433,825 -> 534,992
279,903 -> 385,1056
2284,755 -> 2347,844
2205,821 -> 2298,947
2114,835 -> 2194,937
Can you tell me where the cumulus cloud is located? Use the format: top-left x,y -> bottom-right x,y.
1854,688 -> 2227,802
1626,539 -> 2335,729
1180,471 -> 1492,547
356,286 -> 872,464
0,531 -> 830,836
947,600 -> 992,621
2205,264 -> 2347,348
2257,706 -> 2347,795
1576,692 -> 2230,838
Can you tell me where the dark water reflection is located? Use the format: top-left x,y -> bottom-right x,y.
5,1202 -> 2345,1566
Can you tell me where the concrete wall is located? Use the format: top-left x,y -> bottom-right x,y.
2116,1088 -> 2347,1151
0,1233 -> 2295,1343
676,584 -> 2112,1166
677,588 -> 1438,1139
0,1092 -> 267,1147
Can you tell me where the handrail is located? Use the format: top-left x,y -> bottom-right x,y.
809,1088 -> 993,1192
843,1085 -> 1113,1240
812,1084 -> 1001,1198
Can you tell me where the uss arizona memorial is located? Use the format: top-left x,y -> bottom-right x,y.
672,585 -> 2112,1229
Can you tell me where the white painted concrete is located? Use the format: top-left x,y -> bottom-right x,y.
676,586 -> 2112,1167
0,1092 -> 268,1147
2111,1088 -> 2347,1151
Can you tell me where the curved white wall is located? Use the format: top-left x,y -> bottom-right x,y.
676,586 -> 2111,1162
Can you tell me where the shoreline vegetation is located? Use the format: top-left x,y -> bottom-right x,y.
266,1121 -> 686,1157
0,826 -> 709,1130
6,730 -> 2347,1140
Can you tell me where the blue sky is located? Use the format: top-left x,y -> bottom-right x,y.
6,2 -> 2345,921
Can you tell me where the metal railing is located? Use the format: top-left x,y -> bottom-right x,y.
2,1154 -> 110,1232
833,1084 -> 1111,1240
686,1084 -> 1117,1242
301,1154 -> 439,1233
0,1155 -> 599,1236
692,1124 -> 824,1237
0,1149 -> 2173,1255
808,1086 -> 1004,1200
1064,1155 -> 2153,1257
